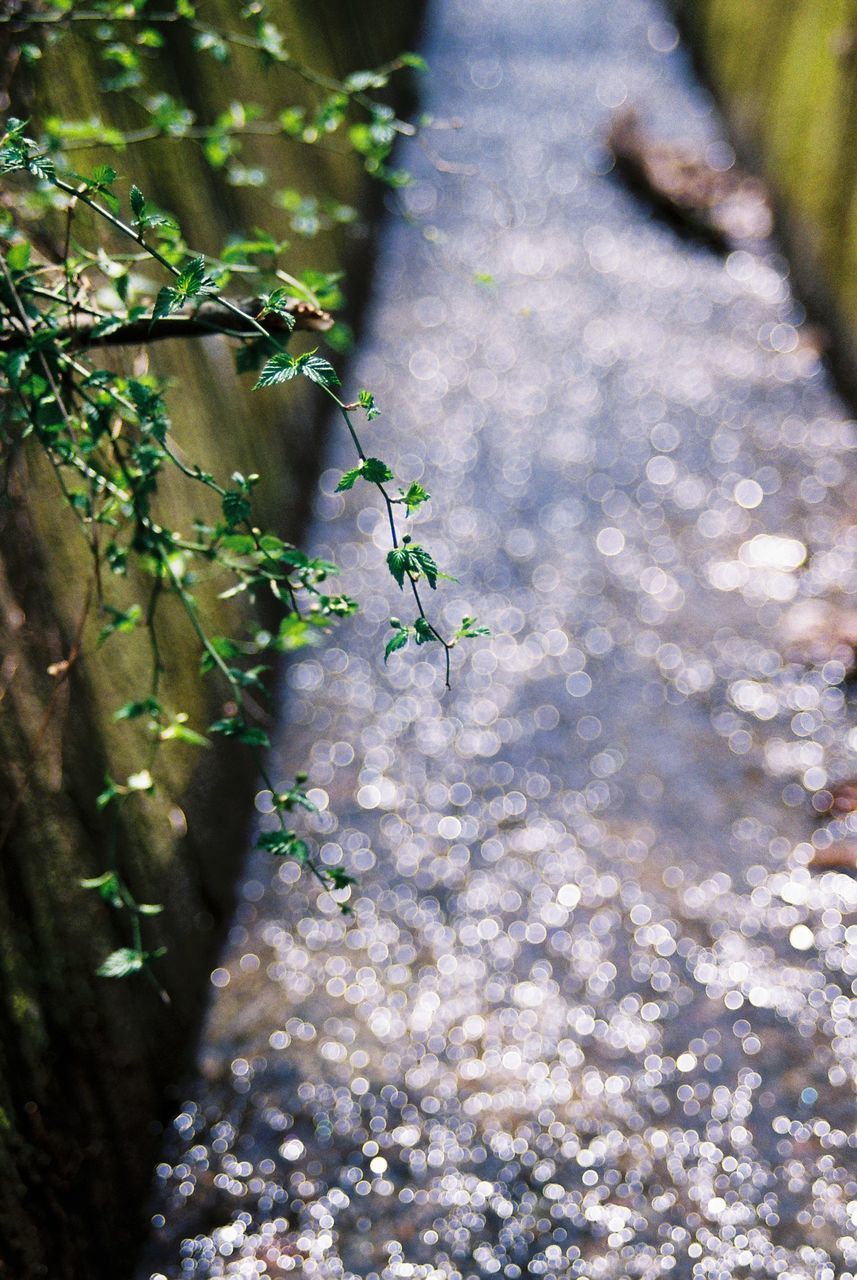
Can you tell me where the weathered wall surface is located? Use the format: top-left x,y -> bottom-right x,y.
674,0 -> 857,392
0,4 -> 421,1276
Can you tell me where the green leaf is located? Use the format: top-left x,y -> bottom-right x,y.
208,715 -> 270,748
27,151 -> 55,181
299,269 -> 343,310
414,617 -> 438,645
326,866 -> 356,889
254,352 -> 299,388
159,717 -> 210,748
114,697 -> 161,722
176,255 -> 211,297
274,614 -> 317,651
96,778 -> 119,811
258,287 -> 297,329
345,69 -> 389,92
130,184 -> 146,218
300,352 -> 340,388
358,388 -> 380,420
455,615 -> 491,640
316,593 -> 358,618
256,829 -> 309,861
193,28 -> 229,61
91,163 -> 117,188
387,539 -> 440,590
152,286 -> 181,322
324,320 -> 353,353
408,542 -> 439,589
384,619 -> 411,661
274,781 -> 317,814
337,457 -> 393,491
6,240 -> 31,272
222,489 -> 251,527
335,466 -> 362,492
387,546 -> 410,590
361,457 -> 393,484
97,603 -> 141,646
199,635 -> 240,674
97,947 -> 145,978
401,481 -> 429,515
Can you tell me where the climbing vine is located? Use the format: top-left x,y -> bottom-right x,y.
0,3 -> 486,992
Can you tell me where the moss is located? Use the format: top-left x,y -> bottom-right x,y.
675,0 -> 857,397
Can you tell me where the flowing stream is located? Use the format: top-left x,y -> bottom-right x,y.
141,0 -> 857,1276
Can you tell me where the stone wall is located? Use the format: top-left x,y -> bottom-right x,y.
0,4 -> 422,1276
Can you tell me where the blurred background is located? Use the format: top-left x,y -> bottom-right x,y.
5,2 -> 857,1279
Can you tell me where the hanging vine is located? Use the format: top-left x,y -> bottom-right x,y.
0,3 -> 487,991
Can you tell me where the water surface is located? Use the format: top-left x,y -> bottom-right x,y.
142,1 -> 857,1276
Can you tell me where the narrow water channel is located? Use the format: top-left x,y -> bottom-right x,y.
141,1 -> 857,1276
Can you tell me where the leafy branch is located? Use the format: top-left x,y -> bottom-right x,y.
0,87 -> 488,992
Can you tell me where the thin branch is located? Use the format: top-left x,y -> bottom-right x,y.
0,295 -> 332,352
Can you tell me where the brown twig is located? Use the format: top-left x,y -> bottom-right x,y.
0,296 -> 333,353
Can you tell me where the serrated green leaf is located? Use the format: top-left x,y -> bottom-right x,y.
384,623 -> 410,661
256,829 -> 308,861
358,388 -> 380,420
387,546 -> 409,589
255,352 -> 299,388
361,457 -> 393,484
299,352 -> 339,388
152,285 -> 181,322
91,163 -> 117,187
409,542 -> 439,589
455,615 -> 491,640
336,466 -> 362,492
27,152 -> 55,180
222,489 -> 251,527
258,287 -> 297,329
130,184 -> 146,218
176,255 -> 210,296
401,481 -> 429,515
388,540 -> 440,590
414,617 -> 438,645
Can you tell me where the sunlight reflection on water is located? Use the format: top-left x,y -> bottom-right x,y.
140,0 -> 857,1276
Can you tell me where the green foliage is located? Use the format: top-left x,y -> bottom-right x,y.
0,4 -> 487,990
387,536 -> 439,589
254,349 -> 339,389
399,480 -> 430,515
336,456 -> 393,491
